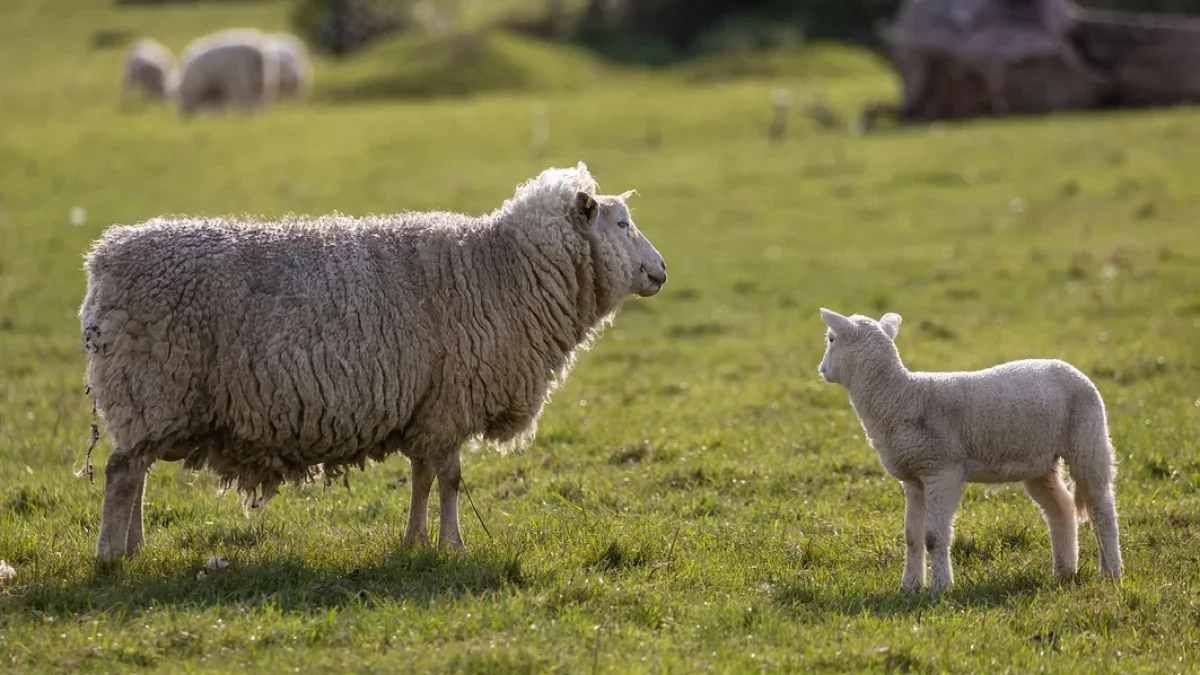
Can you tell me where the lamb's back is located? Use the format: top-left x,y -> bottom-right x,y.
914,359 -> 1099,474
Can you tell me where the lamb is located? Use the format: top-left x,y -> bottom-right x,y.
79,162 -> 667,560
265,33 -> 314,103
121,38 -> 177,103
816,308 -> 1123,593
175,28 -> 280,118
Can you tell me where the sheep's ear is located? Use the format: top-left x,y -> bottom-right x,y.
880,313 -> 902,340
619,189 -> 638,202
819,307 -> 856,336
575,191 -> 598,226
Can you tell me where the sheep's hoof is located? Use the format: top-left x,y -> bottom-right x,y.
899,582 -> 925,594
439,538 -> 467,553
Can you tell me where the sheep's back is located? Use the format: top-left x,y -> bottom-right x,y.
82,219 -> 435,462
920,358 -> 1101,457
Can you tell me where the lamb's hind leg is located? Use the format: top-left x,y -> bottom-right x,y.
923,471 -> 964,594
436,449 -> 466,551
1022,463 -> 1079,577
403,456 -> 435,547
1083,483 -> 1123,579
96,450 -> 150,560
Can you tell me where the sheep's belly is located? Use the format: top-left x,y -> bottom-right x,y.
964,457 -> 1054,484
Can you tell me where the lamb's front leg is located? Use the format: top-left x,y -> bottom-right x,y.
923,471 -> 964,594
403,457 -> 435,547
901,480 -> 926,592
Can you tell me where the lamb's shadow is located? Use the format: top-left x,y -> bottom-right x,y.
774,568 -> 1059,619
4,527 -> 526,618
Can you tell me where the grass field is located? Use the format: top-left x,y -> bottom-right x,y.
2,1 -> 1199,673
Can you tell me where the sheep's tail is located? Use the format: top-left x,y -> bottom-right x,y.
1063,389 -> 1116,525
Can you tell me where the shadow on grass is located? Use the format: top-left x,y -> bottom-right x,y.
2,529 -> 526,618
774,568 -> 1062,619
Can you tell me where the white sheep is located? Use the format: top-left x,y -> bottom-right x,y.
175,28 -> 280,118
121,38 -> 177,103
817,308 -> 1123,593
265,33 -> 314,103
79,162 -> 667,560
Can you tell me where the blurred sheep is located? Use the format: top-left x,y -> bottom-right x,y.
121,38 -> 177,104
176,28 -> 280,118
265,33 -> 314,104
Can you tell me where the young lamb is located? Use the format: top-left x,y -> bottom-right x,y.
817,308 -> 1123,593
121,38 -> 177,103
175,28 -> 280,118
80,162 -> 667,560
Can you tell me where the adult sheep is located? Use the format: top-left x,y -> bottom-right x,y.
176,28 -> 280,118
80,162 -> 668,560
265,32 -> 314,103
121,38 -> 177,103
817,308 -> 1123,593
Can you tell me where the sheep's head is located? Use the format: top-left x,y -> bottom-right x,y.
817,307 -> 902,386
575,188 -> 667,299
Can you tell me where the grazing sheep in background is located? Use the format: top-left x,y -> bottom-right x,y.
176,28 -> 280,118
121,38 -> 176,103
80,162 -> 668,560
816,308 -> 1123,593
265,33 -> 314,103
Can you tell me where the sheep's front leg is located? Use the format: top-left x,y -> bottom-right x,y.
922,472 -> 964,594
96,450 -> 149,560
436,449 -> 466,551
901,480 -> 927,592
403,457 -> 435,547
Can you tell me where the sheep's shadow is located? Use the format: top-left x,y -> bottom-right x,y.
774,568 -> 1064,619
3,526 -> 526,618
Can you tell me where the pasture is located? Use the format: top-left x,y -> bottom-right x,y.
1,0 -> 1199,672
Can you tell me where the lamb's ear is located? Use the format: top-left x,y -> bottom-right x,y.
880,313 -> 902,340
575,191 -> 598,226
819,307 -> 856,336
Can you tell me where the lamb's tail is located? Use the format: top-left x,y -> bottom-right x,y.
1063,389 -> 1116,525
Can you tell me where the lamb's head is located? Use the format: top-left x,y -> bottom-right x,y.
817,307 -> 903,386
575,188 -> 667,298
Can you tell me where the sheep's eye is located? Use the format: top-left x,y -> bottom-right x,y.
827,334 -> 834,343
617,220 -> 630,229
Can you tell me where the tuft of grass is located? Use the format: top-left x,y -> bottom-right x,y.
317,29 -> 612,101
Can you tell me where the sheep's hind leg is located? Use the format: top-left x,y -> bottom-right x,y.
901,480 -> 927,592
436,449 -> 466,551
1023,466 -> 1079,577
922,472 -> 964,594
1086,487 -> 1123,579
403,457 -> 435,547
124,469 -> 148,556
96,450 -> 150,560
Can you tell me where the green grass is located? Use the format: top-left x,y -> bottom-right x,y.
2,1 -> 1200,673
